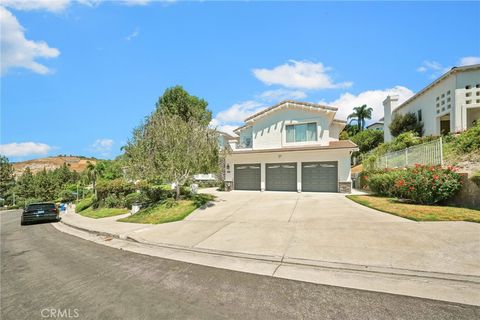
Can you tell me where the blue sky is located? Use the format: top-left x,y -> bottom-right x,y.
1,0 -> 479,162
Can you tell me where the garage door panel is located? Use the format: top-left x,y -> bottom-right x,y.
266,162 -> 297,191
302,161 -> 338,192
234,164 -> 261,190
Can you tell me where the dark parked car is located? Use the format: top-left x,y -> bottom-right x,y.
21,203 -> 60,225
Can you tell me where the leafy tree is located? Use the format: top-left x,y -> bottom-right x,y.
155,86 -> 212,126
350,129 -> 384,153
389,112 -> 423,137
85,161 -> 103,198
96,160 -> 123,180
35,168 -> 57,201
15,167 -> 36,199
339,123 -> 360,140
0,156 -> 15,204
347,105 -> 373,131
125,114 -> 218,200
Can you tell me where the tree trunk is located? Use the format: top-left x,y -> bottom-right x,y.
175,182 -> 180,200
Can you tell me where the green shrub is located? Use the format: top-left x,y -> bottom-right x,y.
191,193 -> 215,207
96,179 -> 135,201
124,192 -> 148,209
389,112 -> 423,137
350,129 -> 384,153
453,123 -> 480,153
162,197 -> 178,208
104,195 -> 123,208
364,165 -> 462,204
76,197 -> 94,212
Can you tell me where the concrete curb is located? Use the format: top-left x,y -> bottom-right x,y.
58,219 -> 480,284
55,219 -> 480,307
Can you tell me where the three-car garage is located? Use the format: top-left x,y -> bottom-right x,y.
233,161 -> 339,192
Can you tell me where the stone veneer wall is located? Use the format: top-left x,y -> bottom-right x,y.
447,173 -> 480,209
338,182 -> 352,194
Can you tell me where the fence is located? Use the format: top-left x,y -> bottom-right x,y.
369,138 -> 443,170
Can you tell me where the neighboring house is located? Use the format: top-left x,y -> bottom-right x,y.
383,64 -> 480,142
366,122 -> 384,131
224,100 -> 358,193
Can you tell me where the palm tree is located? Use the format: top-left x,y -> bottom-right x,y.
347,104 -> 373,132
85,161 -> 102,199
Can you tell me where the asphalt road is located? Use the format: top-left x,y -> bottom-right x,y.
1,210 -> 478,320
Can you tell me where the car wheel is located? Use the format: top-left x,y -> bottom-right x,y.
20,220 -> 26,226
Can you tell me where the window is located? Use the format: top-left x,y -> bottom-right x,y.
436,103 -> 440,107
476,99 -> 480,104
476,84 -> 480,88
466,92 -> 472,97
436,97 -> 439,101
466,100 -> 471,104
447,104 -> 451,109
476,92 -> 480,96
286,123 -> 317,142
447,97 -> 451,102
466,85 -> 471,90
441,93 -> 445,98
447,90 -> 451,95
441,100 -> 445,105
417,110 -> 422,122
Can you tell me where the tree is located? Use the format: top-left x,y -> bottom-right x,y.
125,114 -> 218,200
16,167 -> 36,199
389,112 -> 423,137
155,86 -> 212,126
0,156 -> 15,204
347,105 -> 373,132
339,123 -> 360,140
350,129 -> 384,153
85,161 -> 103,198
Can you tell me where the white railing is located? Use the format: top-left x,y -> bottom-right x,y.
370,138 -> 443,170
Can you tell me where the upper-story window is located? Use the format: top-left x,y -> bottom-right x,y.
286,123 -> 317,142
417,109 -> 422,122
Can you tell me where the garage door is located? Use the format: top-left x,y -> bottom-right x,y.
266,163 -> 297,191
301,161 -> 338,192
234,164 -> 261,190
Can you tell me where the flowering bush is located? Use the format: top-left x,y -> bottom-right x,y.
364,164 -> 462,204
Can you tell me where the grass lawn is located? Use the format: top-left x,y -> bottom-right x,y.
79,207 -> 129,219
118,200 -> 198,224
346,195 -> 480,223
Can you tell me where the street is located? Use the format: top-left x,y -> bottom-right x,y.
1,210 -> 478,320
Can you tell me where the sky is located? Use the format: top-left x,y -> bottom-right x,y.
1,0 -> 479,162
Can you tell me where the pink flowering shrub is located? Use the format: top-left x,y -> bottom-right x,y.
364,164 -> 462,204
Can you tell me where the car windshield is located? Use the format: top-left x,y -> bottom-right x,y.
26,204 -> 55,211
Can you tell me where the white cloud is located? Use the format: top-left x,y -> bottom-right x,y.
0,6 -> 60,75
125,27 -> 140,41
417,56 -> 480,79
253,60 -> 352,90
320,86 -> 414,122
213,100 -> 265,125
257,89 -> 307,102
91,139 -> 114,154
1,0 -> 70,12
459,56 -> 480,66
0,142 -> 52,157
121,0 -> 151,6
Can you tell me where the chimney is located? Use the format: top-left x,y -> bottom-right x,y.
383,95 -> 399,142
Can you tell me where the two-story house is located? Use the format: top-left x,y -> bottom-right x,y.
224,100 -> 358,193
382,64 -> 480,142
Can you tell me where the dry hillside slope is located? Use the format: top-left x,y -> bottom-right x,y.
13,156 -> 97,176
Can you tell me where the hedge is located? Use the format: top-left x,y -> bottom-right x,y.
363,164 -> 462,204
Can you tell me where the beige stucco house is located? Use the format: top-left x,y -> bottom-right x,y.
224,100 -> 358,193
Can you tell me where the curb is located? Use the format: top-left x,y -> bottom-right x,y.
58,219 -> 480,285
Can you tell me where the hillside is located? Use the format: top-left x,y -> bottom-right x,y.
13,156 -> 98,176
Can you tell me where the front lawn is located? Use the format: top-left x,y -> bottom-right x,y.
118,200 -> 198,224
346,195 -> 480,223
79,207 -> 129,219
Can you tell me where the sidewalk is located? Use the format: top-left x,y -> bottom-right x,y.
57,203 -> 480,306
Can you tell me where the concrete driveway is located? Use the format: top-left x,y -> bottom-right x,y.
132,189 -> 480,278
